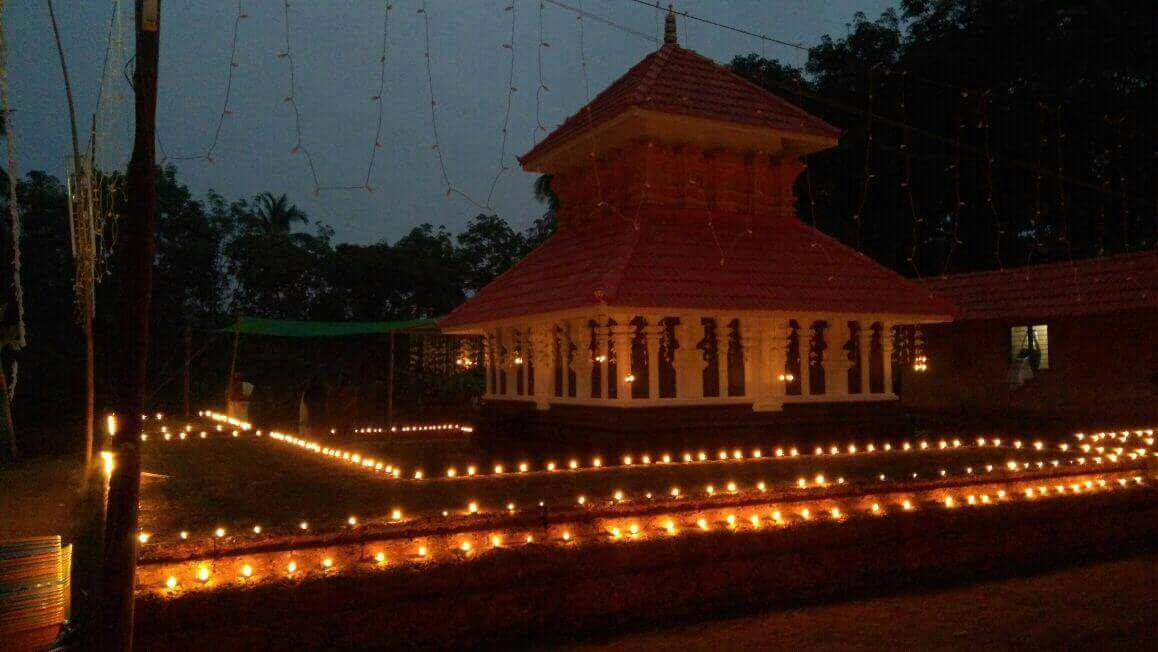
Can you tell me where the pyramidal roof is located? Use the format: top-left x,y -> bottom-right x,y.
520,43 -> 839,169
439,211 -> 956,330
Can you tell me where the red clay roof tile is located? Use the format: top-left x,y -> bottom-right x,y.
921,250 -> 1158,321
520,44 -> 838,166
439,213 -> 954,329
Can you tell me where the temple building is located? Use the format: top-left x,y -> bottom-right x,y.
439,14 -> 953,439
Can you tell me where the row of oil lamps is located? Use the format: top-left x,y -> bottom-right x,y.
137,471 -> 1149,596
135,441 -> 1146,548
199,409 -> 1090,484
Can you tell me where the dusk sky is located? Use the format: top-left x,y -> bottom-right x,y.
10,1 -> 891,244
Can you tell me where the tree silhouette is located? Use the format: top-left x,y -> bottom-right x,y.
242,192 -> 308,236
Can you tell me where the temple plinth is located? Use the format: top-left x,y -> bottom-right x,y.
440,14 -> 953,440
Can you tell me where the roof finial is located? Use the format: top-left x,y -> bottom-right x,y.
664,5 -> 678,46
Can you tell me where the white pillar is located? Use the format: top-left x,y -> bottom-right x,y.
494,328 -> 506,395
594,318 -> 609,400
852,319 -> 870,393
764,319 -> 788,409
562,321 -> 576,398
573,318 -> 592,399
531,324 -> 551,409
740,317 -> 756,400
815,322 -> 829,396
645,317 -> 662,399
611,318 -> 634,402
674,317 -> 702,400
799,321 -> 812,398
829,319 -> 850,397
482,332 -> 493,398
712,316 -> 727,397
883,322 -> 895,397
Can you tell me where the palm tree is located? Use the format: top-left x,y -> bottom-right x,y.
532,174 -> 558,212
526,174 -> 559,249
244,192 -> 308,236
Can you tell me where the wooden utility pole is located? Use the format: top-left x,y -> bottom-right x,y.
387,330 -> 395,430
183,321 -> 191,417
99,1 -> 160,648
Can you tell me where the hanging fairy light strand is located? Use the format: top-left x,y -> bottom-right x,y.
793,47 -> 836,283
362,2 -> 394,192
278,0 -> 321,193
485,2 -> 521,208
533,1 -> 550,146
941,89 -> 966,275
1029,103 -> 1048,267
418,0 -> 490,211
157,0 -> 248,164
574,0 -> 608,222
980,90 -> 1003,269
898,71 -> 923,277
852,64 -> 878,251
277,1 -> 395,195
1053,105 -> 1084,306
1055,105 -> 1074,257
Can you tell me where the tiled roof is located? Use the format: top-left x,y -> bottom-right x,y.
519,44 -> 839,166
439,212 -> 954,329
921,250 -> 1158,321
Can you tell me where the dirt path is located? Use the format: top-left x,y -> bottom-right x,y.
560,555 -> 1157,651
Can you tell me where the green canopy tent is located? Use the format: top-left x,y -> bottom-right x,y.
220,316 -> 442,429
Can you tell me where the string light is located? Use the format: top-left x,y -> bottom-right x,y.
484,2 -> 519,208
159,1 -> 247,165
419,0 -> 489,210
852,64 -> 878,250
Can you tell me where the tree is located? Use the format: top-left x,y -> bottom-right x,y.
392,224 -> 466,318
241,192 -> 308,237
729,1 -> 1155,276
527,174 -> 558,249
457,213 -> 528,292
5,173 -> 79,454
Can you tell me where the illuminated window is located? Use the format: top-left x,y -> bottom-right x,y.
1010,325 -> 1049,370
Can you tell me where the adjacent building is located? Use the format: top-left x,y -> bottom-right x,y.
902,250 -> 1158,428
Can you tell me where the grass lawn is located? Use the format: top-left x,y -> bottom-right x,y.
139,429 -> 1078,539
